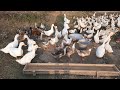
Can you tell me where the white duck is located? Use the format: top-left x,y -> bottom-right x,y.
96,40 -> 106,58
66,43 -> 76,58
86,27 -> 95,34
62,22 -> 69,37
76,48 -> 92,57
54,26 -> 62,38
111,17 -> 115,29
93,21 -> 101,30
93,12 -> 96,17
95,31 -> 114,58
27,42 -> 37,52
40,31 -> 44,40
99,29 -> 106,36
44,24 -> 54,36
16,45 -> 40,65
63,36 -> 72,46
80,28 -> 83,33
69,29 -> 77,34
105,38 -> 113,53
72,42 -> 76,53
74,24 -> 79,29
117,15 -> 120,27
40,23 -> 45,29
34,22 -> 38,28
78,18 -> 87,28
9,42 -> 26,58
83,27 -> 88,32
49,34 -> 59,45
64,33 -> 70,40
109,14 -> 114,19
101,34 -> 108,39
74,17 -> 81,29
0,34 -> 19,53
24,35 -> 37,52
69,33 -> 84,41
64,22 -> 70,29
104,31 -> 115,43
94,30 -> 99,43
99,35 -> 108,43
101,19 -> 109,27
64,14 -> 70,24
58,46 -> 68,58
84,33 -> 93,39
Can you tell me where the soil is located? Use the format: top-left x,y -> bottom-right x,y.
0,11 -> 120,79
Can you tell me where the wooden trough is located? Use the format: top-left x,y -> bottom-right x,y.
23,63 -> 120,77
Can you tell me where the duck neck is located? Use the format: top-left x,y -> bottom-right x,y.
18,44 -> 23,49
61,41 -> 64,48
40,32 -> 43,40
14,35 -> 19,41
55,27 -> 58,32
106,38 -> 111,45
31,48 -> 37,53
92,27 -> 95,30
26,36 -> 31,43
51,24 -> 54,30
72,43 -> 75,53
55,35 -> 58,42
25,35 -> 29,40
55,28 -> 58,36
95,30 -> 99,36
64,14 -> 66,19
105,32 -> 113,43
103,39 -> 107,46
35,22 -> 37,28
64,34 -> 68,41
89,49 -> 92,52
63,46 -> 67,55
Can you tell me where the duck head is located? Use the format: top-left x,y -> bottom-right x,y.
20,42 -> 27,46
88,48 -> 92,52
14,34 -> 20,41
24,34 -> 29,40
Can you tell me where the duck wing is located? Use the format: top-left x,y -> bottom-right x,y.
69,34 -> 84,41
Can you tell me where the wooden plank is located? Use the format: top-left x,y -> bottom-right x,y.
97,71 -> 120,77
67,70 -> 97,76
23,66 -> 115,71
114,66 -> 120,72
24,63 -> 115,67
23,70 -> 97,76
23,63 -> 120,77
64,63 -> 115,67
23,63 -> 116,71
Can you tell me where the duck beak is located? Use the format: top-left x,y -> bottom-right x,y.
24,44 -> 27,46
77,41 -> 79,43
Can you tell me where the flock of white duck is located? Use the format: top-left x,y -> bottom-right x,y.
0,34 -> 41,65
0,12 -> 120,65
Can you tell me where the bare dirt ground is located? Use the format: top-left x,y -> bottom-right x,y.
0,11 -> 120,79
